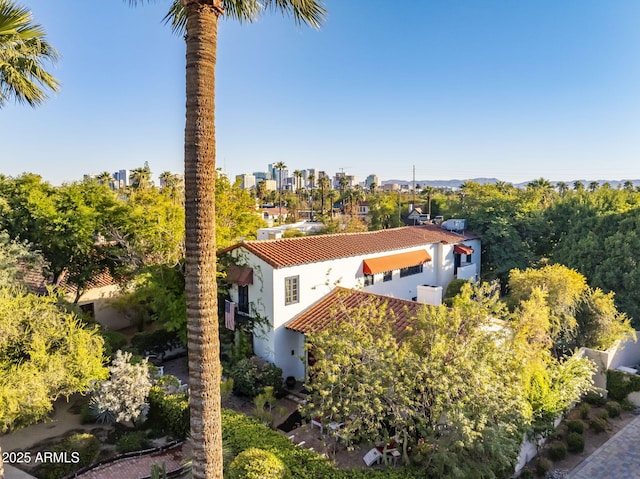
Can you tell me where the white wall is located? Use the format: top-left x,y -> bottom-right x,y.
230,239 -> 482,380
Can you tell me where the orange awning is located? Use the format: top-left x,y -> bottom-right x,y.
454,244 -> 474,255
226,264 -> 253,286
363,250 -> 431,275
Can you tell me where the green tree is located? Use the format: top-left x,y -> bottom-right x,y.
128,3 -> 325,477
0,230 -> 42,288
573,287 -> 635,351
0,287 -> 107,432
305,283 -> 529,476
0,0 -> 59,107
368,192 -> 402,230
508,264 -> 587,348
0,175 -> 122,302
216,173 -> 266,249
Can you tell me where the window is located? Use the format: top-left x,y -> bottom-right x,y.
79,302 -> 95,318
285,276 -> 299,305
400,264 -> 423,277
364,274 -> 374,286
238,285 -> 249,313
383,271 -> 392,282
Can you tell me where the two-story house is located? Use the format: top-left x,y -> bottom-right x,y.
220,224 -> 480,379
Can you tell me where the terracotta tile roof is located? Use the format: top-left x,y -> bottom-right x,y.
286,287 -> 423,337
220,225 -> 474,269
21,265 -> 117,296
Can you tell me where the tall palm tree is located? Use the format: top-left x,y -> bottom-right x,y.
273,161 -> 287,222
128,2 -> 324,478
0,0 -> 60,107
318,175 -> 330,215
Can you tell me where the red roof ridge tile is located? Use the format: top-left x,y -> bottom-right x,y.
220,225 -> 476,269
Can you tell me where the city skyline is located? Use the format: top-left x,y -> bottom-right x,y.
2,1 -> 640,185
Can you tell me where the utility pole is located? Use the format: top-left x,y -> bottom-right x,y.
412,165 -> 416,207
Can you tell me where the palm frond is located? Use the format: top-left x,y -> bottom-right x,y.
0,0 -> 60,107
263,0 -> 326,29
162,0 -> 325,36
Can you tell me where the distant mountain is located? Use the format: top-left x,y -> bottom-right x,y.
382,178 -> 501,189
381,178 -> 640,190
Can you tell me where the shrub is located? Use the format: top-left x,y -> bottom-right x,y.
35,433 -> 100,479
443,279 -> 469,306
584,391 -> 606,406
579,403 -> 590,419
221,377 -> 234,402
80,402 -> 97,425
605,400 -> 622,418
547,441 -> 566,461
229,356 -> 283,398
115,431 -> 152,454
590,417 -> 607,433
534,457 -> 552,477
566,419 -> 584,434
147,386 -> 189,439
221,409 -> 419,479
131,329 -> 182,357
598,409 -> 610,420
607,369 -> 640,401
519,469 -> 534,479
567,432 -> 585,453
99,329 -> 128,358
228,448 -> 291,479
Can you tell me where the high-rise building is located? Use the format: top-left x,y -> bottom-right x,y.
365,174 -> 379,190
113,169 -> 130,188
236,174 -> 256,190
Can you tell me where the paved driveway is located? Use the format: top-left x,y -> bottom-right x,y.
568,415 -> 640,479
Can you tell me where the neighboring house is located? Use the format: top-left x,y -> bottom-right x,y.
22,268 -> 128,330
406,207 -> 430,225
356,201 -> 370,218
221,224 -> 480,379
261,207 -> 289,226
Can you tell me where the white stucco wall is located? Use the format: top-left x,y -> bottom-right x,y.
230,238 -> 482,379
74,284 -> 130,331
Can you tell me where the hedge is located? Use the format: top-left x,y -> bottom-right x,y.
606,370 -> 640,401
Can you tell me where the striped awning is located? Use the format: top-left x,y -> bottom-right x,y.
362,250 -> 431,275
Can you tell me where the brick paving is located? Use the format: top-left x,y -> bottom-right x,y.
568,415 -> 640,479
76,443 -> 185,479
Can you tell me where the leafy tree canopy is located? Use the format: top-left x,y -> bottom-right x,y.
0,286 -> 107,432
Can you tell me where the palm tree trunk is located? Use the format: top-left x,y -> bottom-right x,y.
183,1 -> 223,478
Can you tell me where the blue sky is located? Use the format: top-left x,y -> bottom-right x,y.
2,0 -> 640,185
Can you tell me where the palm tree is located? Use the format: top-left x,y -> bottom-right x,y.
318,175 -> 330,215
273,161 -> 287,222
573,180 -> 585,191
588,181 -> 600,193
128,2 -> 324,478
421,185 -> 434,219
556,181 -> 568,197
0,0 -> 60,107
96,171 -> 113,186
130,164 -> 152,190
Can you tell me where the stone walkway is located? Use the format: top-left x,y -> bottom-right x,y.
568,414 -> 640,478
75,443 -> 185,479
